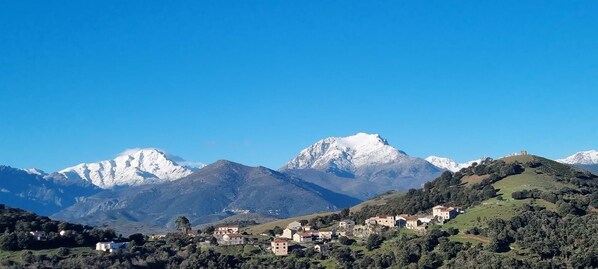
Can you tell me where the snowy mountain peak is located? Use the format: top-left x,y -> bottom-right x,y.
22,168 -> 47,176
557,150 -> 598,165
59,148 -> 201,189
282,133 -> 411,175
425,156 -> 487,172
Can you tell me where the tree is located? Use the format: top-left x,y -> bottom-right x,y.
340,208 -> 350,218
299,219 -> 309,226
366,234 -> 384,251
128,233 -> 145,245
272,226 -> 283,236
175,216 -> 191,234
0,233 -> 19,251
338,236 -> 354,246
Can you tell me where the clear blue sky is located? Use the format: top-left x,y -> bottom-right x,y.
1,1 -> 597,172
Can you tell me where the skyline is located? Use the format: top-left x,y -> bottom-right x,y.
1,131 -> 595,173
2,1 -> 598,171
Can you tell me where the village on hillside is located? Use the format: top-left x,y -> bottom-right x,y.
199,204 -> 464,257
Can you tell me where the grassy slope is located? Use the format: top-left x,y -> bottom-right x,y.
444,155 -> 575,244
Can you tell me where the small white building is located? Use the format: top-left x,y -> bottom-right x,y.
221,233 -> 245,246
29,231 -> 47,241
293,232 -> 313,243
96,241 -> 128,253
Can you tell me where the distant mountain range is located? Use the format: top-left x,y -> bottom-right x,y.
1,132 -> 596,231
557,150 -> 598,173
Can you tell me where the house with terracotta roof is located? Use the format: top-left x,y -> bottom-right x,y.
366,215 -> 397,228
271,238 -> 288,256
432,205 -> 460,222
293,232 -> 313,243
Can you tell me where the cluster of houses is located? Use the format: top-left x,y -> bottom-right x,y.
213,226 -> 246,246
268,220 -> 335,256
360,205 -> 462,234
267,205 -> 462,256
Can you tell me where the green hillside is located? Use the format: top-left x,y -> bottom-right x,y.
239,155 -> 598,268
443,156 -> 573,232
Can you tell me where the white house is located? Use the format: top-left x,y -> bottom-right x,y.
281,228 -> 296,239
96,241 -> 128,253
293,232 -> 313,243
318,229 -> 335,240
221,233 -> 245,246
405,216 -> 421,230
432,205 -> 460,222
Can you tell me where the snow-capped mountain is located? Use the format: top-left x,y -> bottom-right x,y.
281,133 -> 442,198
283,132 -> 411,175
59,148 -> 202,189
557,150 -> 598,165
425,156 -> 486,172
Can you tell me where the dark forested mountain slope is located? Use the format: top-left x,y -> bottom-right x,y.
54,160 -> 361,228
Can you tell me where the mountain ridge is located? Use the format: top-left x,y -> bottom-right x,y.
58,148 -> 203,189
